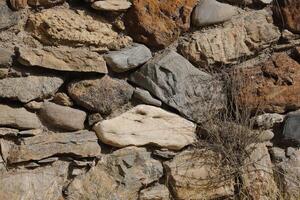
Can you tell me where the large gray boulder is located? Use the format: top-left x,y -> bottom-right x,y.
283,112 -> 300,144
130,50 -> 225,123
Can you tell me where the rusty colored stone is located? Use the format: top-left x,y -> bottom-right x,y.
233,52 -> 300,113
125,0 -> 198,49
10,0 -> 27,10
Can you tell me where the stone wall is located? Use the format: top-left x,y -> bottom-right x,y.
0,0 -> 299,199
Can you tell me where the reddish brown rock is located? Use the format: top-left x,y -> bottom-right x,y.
10,0 -> 27,10
273,0 -> 300,33
125,0 -> 198,49
233,52 -> 300,113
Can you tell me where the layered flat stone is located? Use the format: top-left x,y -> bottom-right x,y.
0,75 -> 64,103
17,47 -> 108,73
92,0 -> 132,11
1,130 -> 101,163
93,105 -> 196,150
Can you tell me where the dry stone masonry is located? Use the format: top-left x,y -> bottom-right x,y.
0,0 -> 299,199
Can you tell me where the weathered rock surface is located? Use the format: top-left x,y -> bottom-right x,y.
9,0 -> 27,10
242,143 -> 279,200
179,10 -> 280,66
125,0 -> 198,48
139,184 -> 170,200
0,75 -> 64,103
1,130 -> 101,163
254,113 -> 285,129
27,0 -> 65,8
92,0 -> 132,11
68,76 -> 134,115
27,8 -> 132,51
0,104 -> 41,130
133,87 -> 162,107
130,50 -> 225,123
283,112 -> 300,144
104,43 -> 152,72
165,150 -> 235,199
39,102 -> 86,131
67,147 -> 163,200
192,0 -> 238,27
17,47 -> 108,73
93,105 -> 196,150
0,161 -> 69,200
0,1 -> 20,29
52,92 -> 73,107
233,52 -> 300,113
274,0 -> 300,33
0,48 -> 13,67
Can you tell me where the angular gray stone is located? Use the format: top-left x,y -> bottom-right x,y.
192,0 -> 238,27
130,50 -> 225,123
93,105 -> 196,150
0,48 -> 13,67
0,1 -> 19,30
104,43 -> 152,72
67,147 -> 163,200
283,113 -> 300,144
254,113 -> 285,129
0,104 -> 41,130
39,102 -> 86,131
92,0 -> 132,11
133,87 -> 162,107
0,75 -> 64,103
17,47 -> 108,73
139,184 -> 170,200
0,130 -> 101,163
68,76 -> 134,115
270,147 -> 286,162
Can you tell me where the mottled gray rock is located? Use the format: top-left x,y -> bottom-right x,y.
283,113 -> 300,144
27,0 -> 65,7
67,147 -> 163,200
270,147 -> 286,162
0,1 -> 19,30
0,75 -> 64,103
0,48 -> 13,67
0,161 -> 69,200
68,76 -> 134,115
104,43 -> 152,72
133,87 -> 162,107
139,184 -> 170,200
192,0 -> 238,27
17,47 -> 108,73
130,50 -> 225,123
0,128 -> 19,137
254,113 -> 285,129
39,102 -> 86,131
153,149 -> 177,159
0,104 -> 41,130
93,105 -> 196,150
88,113 -> 103,126
0,130 -> 101,163
92,0 -> 132,11
257,130 -> 274,142
52,92 -> 73,107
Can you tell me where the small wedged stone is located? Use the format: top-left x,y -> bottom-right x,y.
92,0 -> 132,11
0,75 -> 64,103
139,184 -> 170,200
27,0 -> 65,8
104,43 -> 152,73
133,88 -> 162,107
52,92 -> 73,107
192,0 -> 238,27
39,102 -> 86,131
17,47 -> 108,73
254,113 -> 285,129
93,105 -> 196,150
9,0 -> 27,10
130,50 -> 226,123
0,48 -> 13,67
67,147 -> 163,200
0,130 -> 101,163
283,112 -> 300,145
68,76 -> 134,115
0,104 -> 41,130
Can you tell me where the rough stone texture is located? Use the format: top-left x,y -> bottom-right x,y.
0,48 -> 13,67
133,87 -> 162,107
254,113 -> 285,129
1,130 -> 101,163
241,143 -> 279,200
67,147 -> 163,200
39,102 -> 86,131
0,161 -> 69,200
0,104 -> 41,130
0,1 -> 20,29
27,0 -> 65,8
130,50 -> 225,123
52,92 -> 73,107
17,47 -> 108,73
233,52 -> 300,113
139,184 -> 170,200
68,76 -> 134,115
270,147 -> 286,162
165,150 -> 235,199
125,0 -> 198,48
27,8 -> 132,51
283,112 -> 300,144
0,128 -> 19,137
192,0 -> 238,27
93,105 -> 196,150
92,0 -> 132,11
277,149 -> 300,199
274,0 -> 300,33
0,75 -> 64,103
104,43 -> 152,73
179,10 -> 280,66
9,0 -> 27,10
